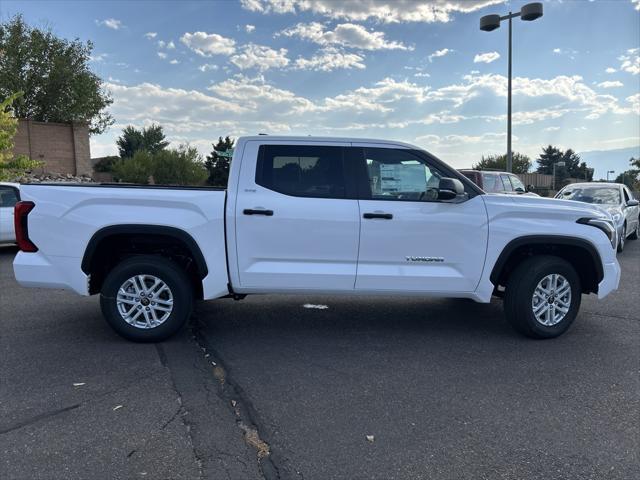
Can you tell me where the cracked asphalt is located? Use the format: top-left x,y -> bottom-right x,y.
1,241 -> 638,479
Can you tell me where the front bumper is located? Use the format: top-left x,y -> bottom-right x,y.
597,260 -> 621,299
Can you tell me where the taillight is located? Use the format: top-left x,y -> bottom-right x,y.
14,201 -> 38,252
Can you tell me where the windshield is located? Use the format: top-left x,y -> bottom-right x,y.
560,187 -> 621,205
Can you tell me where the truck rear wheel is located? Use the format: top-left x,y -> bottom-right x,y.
504,255 -> 581,339
100,255 -> 193,342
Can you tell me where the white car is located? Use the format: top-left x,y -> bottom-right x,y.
13,136 -> 620,341
0,182 -> 20,243
556,182 -> 640,253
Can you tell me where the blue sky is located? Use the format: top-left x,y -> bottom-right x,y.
2,0 -> 639,174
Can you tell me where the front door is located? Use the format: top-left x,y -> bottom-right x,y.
354,146 -> 488,293
233,141 -> 360,291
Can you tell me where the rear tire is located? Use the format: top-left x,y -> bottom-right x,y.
504,255 -> 581,339
100,255 -> 193,342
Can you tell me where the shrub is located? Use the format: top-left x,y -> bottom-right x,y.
111,146 -> 207,186
93,155 -> 120,172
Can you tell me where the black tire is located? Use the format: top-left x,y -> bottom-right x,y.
504,255 -> 581,339
100,255 -> 193,342
629,219 -> 639,240
617,224 -> 625,252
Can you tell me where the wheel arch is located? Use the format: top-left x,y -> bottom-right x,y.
490,235 -> 604,295
82,224 -> 208,296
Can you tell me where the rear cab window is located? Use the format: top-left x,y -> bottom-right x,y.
481,173 -> 502,193
0,187 -> 19,208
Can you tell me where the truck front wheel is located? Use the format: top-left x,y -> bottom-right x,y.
504,255 -> 581,339
100,255 -> 193,342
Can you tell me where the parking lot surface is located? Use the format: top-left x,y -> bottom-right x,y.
1,242 -> 638,479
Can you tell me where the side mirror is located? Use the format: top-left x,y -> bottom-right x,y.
627,199 -> 639,207
526,184 -> 535,193
438,177 -> 465,201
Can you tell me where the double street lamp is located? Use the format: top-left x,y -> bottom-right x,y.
480,2 -> 544,173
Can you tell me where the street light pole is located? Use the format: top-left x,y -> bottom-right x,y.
507,13 -> 512,174
480,3 -> 543,173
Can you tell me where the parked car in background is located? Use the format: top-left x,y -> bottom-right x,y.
0,182 -> 20,243
556,182 -> 639,252
458,170 -> 538,196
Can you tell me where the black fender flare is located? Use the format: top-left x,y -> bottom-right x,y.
81,224 -> 208,279
489,235 -> 604,285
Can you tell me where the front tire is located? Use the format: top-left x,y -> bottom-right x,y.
100,255 -> 193,342
629,220 -> 639,240
617,224 -> 626,252
504,255 -> 581,339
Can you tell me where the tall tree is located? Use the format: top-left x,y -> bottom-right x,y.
205,136 -> 235,187
472,152 -> 531,174
0,93 -> 43,180
116,124 -> 169,158
535,145 -> 564,175
0,15 -> 113,134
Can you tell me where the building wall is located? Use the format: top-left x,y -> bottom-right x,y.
12,120 -> 91,176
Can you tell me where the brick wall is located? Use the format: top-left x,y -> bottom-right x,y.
12,119 -> 91,175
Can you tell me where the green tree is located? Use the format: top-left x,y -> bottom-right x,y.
536,145 -> 591,183
472,152 -> 531,174
614,157 -> 640,190
116,124 -> 169,159
205,136 -> 235,186
0,93 -> 43,180
0,15 -> 113,134
536,145 -> 564,175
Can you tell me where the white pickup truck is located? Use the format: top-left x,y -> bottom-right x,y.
13,136 -> 621,341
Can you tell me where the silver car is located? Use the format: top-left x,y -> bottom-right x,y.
556,182 -> 640,252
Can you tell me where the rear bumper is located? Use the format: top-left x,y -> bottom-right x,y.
598,260 -> 621,299
13,251 -> 89,295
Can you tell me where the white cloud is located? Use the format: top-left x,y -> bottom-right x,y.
474,51 -> 500,63
605,67 -> 617,73
167,41 -> 176,49
281,22 -> 411,51
619,48 -> 639,75
96,18 -> 123,30
428,48 -> 451,62
157,51 -> 167,59
543,126 -> 561,132
414,72 -> 431,78
169,59 -> 180,65
180,31 -> 236,56
553,48 -> 561,54
633,0 -> 640,11
89,53 -> 108,63
294,48 -> 365,71
597,81 -> 623,88
241,0 -> 504,23
245,24 -> 256,33
145,32 -> 157,39
198,64 -> 219,72
230,44 -> 289,70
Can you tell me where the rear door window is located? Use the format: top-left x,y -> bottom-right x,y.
499,174 -> 513,192
256,145 -> 346,199
481,173 -> 502,193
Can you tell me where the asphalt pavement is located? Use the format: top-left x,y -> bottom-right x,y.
1,241 -> 638,479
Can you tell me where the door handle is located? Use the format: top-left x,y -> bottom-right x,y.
363,212 -> 393,220
243,208 -> 274,216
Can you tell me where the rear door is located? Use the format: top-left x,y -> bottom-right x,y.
0,186 -> 19,242
354,146 -> 488,293
233,141 -> 360,291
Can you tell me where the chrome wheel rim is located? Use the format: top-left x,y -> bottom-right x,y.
116,275 -> 174,329
531,274 -> 571,326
